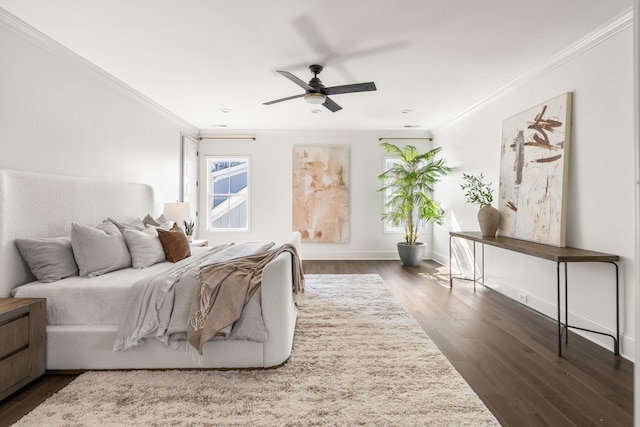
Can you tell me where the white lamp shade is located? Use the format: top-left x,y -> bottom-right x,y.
164,202 -> 191,225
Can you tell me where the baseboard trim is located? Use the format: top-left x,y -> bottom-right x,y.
303,249 -> 398,260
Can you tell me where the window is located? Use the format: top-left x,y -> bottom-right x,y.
206,157 -> 249,231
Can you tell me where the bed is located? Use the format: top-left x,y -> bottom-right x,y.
0,169 -> 301,370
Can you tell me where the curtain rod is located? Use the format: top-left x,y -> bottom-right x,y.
379,137 -> 433,141
198,136 -> 256,141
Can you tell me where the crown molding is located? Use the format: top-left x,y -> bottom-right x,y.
435,8 -> 634,133
0,7 -> 199,134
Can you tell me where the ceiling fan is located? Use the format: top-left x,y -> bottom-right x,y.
263,64 -> 376,112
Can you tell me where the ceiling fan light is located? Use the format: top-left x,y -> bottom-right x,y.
304,93 -> 326,105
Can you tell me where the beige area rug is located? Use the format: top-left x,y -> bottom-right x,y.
15,274 -> 499,426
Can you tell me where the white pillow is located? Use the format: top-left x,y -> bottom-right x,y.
123,227 -> 166,268
71,222 -> 132,277
15,237 -> 79,282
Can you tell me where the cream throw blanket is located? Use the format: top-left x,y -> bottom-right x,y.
188,243 -> 304,354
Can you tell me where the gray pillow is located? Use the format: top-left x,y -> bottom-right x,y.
108,217 -> 145,234
97,220 -> 122,236
15,237 -> 79,283
143,213 -> 171,229
71,222 -> 132,277
123,227 -> 166,268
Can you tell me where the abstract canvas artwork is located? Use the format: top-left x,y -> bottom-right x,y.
292,145 -> 349,243
498,92 -> 572,247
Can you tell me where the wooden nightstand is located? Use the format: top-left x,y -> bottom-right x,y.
190,239 -> 208,247
0,298 -> 46,401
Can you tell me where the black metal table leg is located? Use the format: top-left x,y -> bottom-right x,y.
557,261 -> 562,356
613,261 -> 620,355
559,261 -> 620,356
472,241 -> 476,292
481,243 -> 485,287
449,234 -> 482,290
565,262 -> 569,344
449,235 -> 453,287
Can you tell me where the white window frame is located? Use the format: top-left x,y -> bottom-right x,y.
206,156 -> 250,232
382,156 -> 429,234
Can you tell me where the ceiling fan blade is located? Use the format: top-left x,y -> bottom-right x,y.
324,82 -> 377,95
322,97 -> 342,112
277,70 -> 313,91
292,15 -> 332,59
332,41 -> 408,64
289,14 -> 406,82
263,93 -> 305,105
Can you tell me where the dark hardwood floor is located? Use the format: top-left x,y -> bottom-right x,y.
0,260 -> 633,426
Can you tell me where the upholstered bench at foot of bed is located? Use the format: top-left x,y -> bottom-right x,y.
46,325 -> 266,369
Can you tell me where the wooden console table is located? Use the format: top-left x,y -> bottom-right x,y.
449,231 -> 620,357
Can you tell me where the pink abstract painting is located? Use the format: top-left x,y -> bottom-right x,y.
292,146 -> 349,243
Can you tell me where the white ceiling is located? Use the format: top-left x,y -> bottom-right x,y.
0,0 -> 632,131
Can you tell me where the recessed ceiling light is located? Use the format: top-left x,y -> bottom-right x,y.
220,109 -> 232,113
311,109 -> 322,114
401,109 -> 412,114
403,125 -> 421,128
209,124 -> 228,128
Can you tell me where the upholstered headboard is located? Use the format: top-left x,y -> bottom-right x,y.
0,169 -> 154,296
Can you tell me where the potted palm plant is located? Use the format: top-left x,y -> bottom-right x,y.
378,142 -> 451,266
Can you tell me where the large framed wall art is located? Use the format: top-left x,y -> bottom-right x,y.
292,145 -> 349,243
498,92 -> 573,247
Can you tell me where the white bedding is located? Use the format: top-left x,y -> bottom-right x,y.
12,247 -> 210,325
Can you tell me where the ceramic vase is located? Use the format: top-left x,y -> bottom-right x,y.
478,205 -> 501,237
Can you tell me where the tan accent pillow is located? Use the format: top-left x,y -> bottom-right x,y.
157,225 -> 191,263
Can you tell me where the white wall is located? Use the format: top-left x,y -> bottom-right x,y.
0,12 -> 198,214
433,27 -> 636,359
198,130 -> 435,259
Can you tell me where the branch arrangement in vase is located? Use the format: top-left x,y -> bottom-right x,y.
460,173 -> 501,236
460,173 -> 494,206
